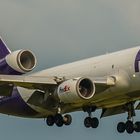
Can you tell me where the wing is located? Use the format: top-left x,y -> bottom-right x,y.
0,75 -> 115,90
0,74 -> 116,99
100,105 -> 126,118
0,74 -> 58,90
92,76 -> 115,93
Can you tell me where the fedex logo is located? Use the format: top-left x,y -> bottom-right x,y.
59,85 -> 70,93
135,50 -> 140,72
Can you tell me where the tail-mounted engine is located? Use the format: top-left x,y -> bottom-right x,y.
0,50 -> 37,75
57,77 -> 95,103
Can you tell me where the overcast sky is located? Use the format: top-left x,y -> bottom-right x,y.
0,0 -> 140,139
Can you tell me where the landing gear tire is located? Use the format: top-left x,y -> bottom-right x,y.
117,122 -> 126,133
134,122 -> 140,132
63,114 -> 72,126
91,117 -> 99,128
55,114 -> 64,127
46,115 -> 55,126
84,117 -> 92,128
125,120 -> 134,134
117,121 -> 140,134
84,117 -> 99,128
83,106 -> 99,129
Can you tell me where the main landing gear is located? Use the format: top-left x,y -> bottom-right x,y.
46,114 -> 72,127
117,102 -> 140,134
83,106 -> 99,129
46,106 -> 99,129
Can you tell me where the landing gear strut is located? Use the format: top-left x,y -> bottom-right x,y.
117,102 -> 140,134
83,106 -> 99,129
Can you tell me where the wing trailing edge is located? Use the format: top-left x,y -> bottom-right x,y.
100,105 -> 126,118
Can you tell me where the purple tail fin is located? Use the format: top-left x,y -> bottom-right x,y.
0,38 -> 11,59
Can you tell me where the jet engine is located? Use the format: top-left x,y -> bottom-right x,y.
57,77 -> 95,103
3,50 -> 37,74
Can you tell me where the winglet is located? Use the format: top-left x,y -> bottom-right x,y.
0,37 -> 11,59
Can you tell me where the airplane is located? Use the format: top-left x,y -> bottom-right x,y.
0,37 -> 140,134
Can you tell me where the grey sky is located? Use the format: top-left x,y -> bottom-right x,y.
0,0 -> 140,139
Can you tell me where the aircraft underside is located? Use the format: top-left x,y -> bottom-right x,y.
0,86 -> 140,134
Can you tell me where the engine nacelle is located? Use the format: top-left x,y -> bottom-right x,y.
57,77 -> 95,103
5,50 -> 37,74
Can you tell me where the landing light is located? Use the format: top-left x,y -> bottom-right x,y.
133,74 -> 136,78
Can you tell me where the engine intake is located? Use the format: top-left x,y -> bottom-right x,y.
78,78 -> 94,99
57,77 -> 95,103
17,50 -> 36,72
5,50 -> 37,73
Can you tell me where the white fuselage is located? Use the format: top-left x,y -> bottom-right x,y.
35,47 -> 140,87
